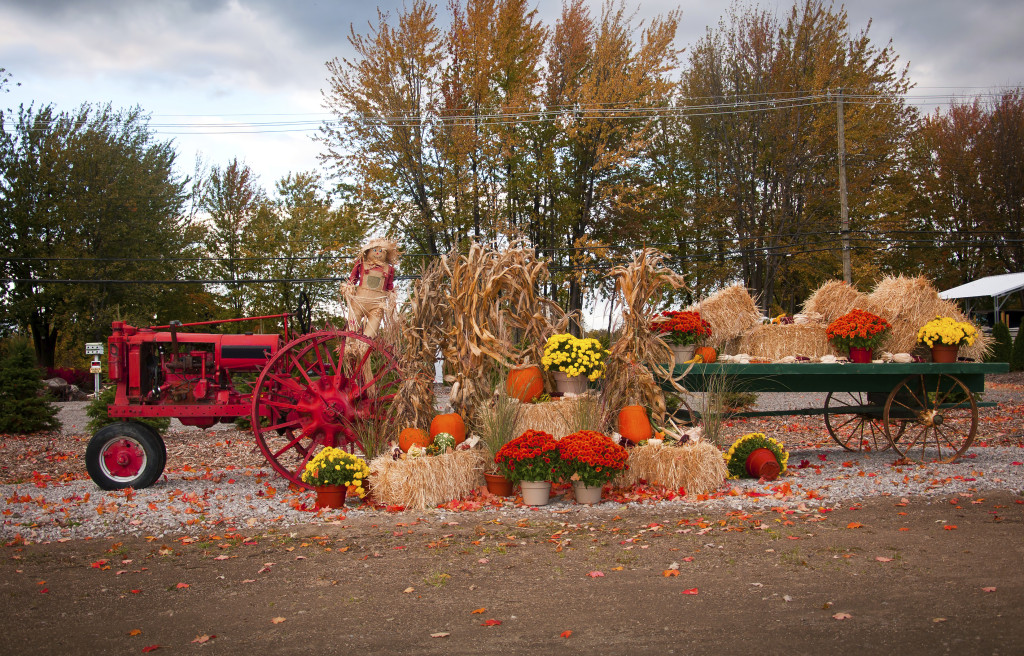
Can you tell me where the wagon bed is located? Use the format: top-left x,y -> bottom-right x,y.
666,361 -> 1009,463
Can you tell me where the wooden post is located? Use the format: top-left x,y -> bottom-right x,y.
837,89 -> 851,283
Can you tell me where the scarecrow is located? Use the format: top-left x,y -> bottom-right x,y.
341,237 -> 400,339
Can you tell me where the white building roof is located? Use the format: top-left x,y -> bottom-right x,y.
939,272 -> 1024,300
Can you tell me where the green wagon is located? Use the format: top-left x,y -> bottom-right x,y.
664,362 -> 1009,463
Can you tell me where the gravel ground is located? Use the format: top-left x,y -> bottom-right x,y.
3,377 -> 1021,543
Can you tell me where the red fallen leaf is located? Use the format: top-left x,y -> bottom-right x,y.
90,559 -> 108,569
818,454 -> 827,461
130,589 -> 142,594
586,571 -> 604,578
846,522 -> 863,529
176,582 -> 190,589
1011,462 -> 1022,466
481,619 -> 502,626
39,588 -> 48,593
797,459 -> 810,469
271,617 -> 286,624
681,588 -> 699,595
982,586 -> 996,592
943,525 -> 957,531
142,646 -> 160,653
561,630 -> 573,638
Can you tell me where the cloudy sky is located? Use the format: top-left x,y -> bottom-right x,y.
2,0 -> 1022,189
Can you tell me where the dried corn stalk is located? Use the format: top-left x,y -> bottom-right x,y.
604,249 -> 686,425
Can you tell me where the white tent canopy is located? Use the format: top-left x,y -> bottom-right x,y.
940,272 -> 1024,317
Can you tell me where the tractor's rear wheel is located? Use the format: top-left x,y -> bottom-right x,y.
250,330 -> 401,488
85,421 -> 166,490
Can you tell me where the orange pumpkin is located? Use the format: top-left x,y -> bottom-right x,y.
506,365 -> 544,403
399,427 -> 430,452
617,405 -> 652,444
430,413 -> 466,445
695,346 -> 717,363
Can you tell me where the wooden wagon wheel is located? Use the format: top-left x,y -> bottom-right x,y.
250,329 -> 401,488
823,391 -> 893,452
882,374 -> 978,463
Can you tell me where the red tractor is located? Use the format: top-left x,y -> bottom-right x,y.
86,315 -> 401,490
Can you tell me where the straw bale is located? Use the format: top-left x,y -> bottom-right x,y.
368,449 -> 487,510
867,275 -> 992,360
617,441 -> 727,495
801,280 -> 882,325
686,284 -> 762,353
514,395 -> 595,439
736,323 -> 837,360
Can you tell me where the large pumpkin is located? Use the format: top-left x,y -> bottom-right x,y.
617,405 -> 652,444
399,427 -> 430,452
506,365 -> 544,403
695,346 -> 717,363
430,413 -> 466,445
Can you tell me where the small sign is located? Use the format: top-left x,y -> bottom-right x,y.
85,342 -> 104,355
90,363 -> 102,374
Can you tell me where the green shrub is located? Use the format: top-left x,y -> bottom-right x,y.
1012,325 -> 1024,372
86,385 -> 170,434
988,322 -> 1013,363
0,337 -> 60,433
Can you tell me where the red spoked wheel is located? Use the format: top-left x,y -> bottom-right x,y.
250,329 -> 401,488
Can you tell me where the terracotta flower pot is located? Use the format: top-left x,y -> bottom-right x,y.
848,346 -> 872,363
484,472 -> 514,497
745,448 -> 780,481
930,344 -> 959,363
314,484 -> 347,509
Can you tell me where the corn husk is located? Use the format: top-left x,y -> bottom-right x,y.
801,280 -> 882,326
736,323 -> 837,360
368,449 -> 487,510
686,284 -> 762,353
867,274 -> 992,360
616,441 -> 727,496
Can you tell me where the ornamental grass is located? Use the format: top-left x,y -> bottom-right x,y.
557,430 -> 629,487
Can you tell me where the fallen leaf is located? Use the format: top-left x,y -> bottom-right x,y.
430,632 -> 450,638
142,646 -> 160,653
214,555 -> 229,561
783,595 -> 793,602
833,613 -> 852,620
875,557 -> 893,562
481,619 -> 502,627
982,587 -> 996,592
403,587 -> 414,594
610,566 -> 623,571
943,525 -> 957,531
846,522 -> 862,529
561,630 -> 573,638
586,571 -> 604,578
933,617 -> 947,623
128,629 -> 142,636
471,608 -> 486,614
681,588 -> 698,595
271,617 -> 286,624
662,570 -> 679,577
175,582 -> 189,589
191,635 -> 213,644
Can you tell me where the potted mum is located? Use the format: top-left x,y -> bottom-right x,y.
825,309 -> 892,363
723,432 -> 788,481
301,447 -> 370,508
542,334 -> 609,395
557,430 -> 629,504
494,429 -> 561,506
917,316 -> 977,362
651,311 -> 712,363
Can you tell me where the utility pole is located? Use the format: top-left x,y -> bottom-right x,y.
837,88 -> 851,283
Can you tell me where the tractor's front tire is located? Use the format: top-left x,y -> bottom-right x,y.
86,422 -> 166,490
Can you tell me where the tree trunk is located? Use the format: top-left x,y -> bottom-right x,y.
29,312 -> 58,369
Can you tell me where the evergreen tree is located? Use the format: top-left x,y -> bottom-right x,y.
1011,324 -> 1024,372
988,322 -> 1013,363
0,338 -> 60,433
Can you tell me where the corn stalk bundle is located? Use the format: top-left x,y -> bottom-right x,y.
368,449 -> 487,510
616,441 -> 727,496
685,284 -> 762,353
604,249 -> 687,425
867,274 -> 992,360
390,260 -> 447,429
801,280 -> 882,326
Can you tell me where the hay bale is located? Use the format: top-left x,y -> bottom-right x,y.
801,280 -> 882,325
514,395 -> 596,439
867,275 -> 992,360
368,449 -> 487,510
686,284 -> 762,353
736,323 -> 837,360
617,441 -> 727,495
